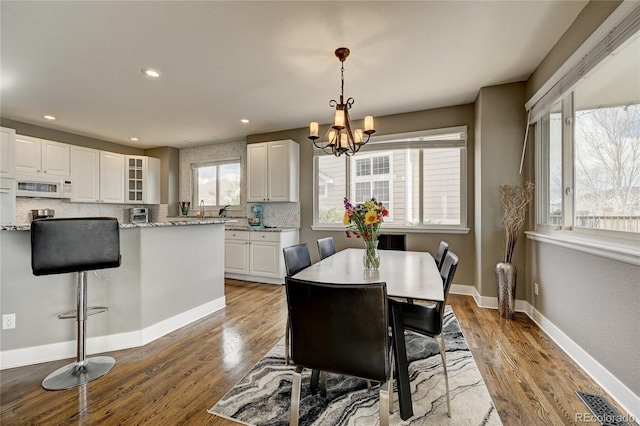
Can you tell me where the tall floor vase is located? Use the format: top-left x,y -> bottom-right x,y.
495,262 -> 516,319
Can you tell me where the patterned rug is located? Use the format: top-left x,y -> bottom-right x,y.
209,307 -> 502,425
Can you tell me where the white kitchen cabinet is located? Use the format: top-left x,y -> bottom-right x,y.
224,229 -> 299,284
15,135 -> 70,177
0,127 -> 16,177
99,151 -> 125,203
125,155 -> 160,204
70,146 -> 100,202
224,231 -> 250,274
247,139 -> 299,202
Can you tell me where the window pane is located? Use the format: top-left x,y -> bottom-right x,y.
355,158 -> 371,176
218,163 -> 240,206
372,156 -> 389,175
373,181 -> 389,203
548,102 -> 563,225
423,148 -> 460,225
197,165 -> 217,206
317,155 -> 346,224
355,182 -> 371,202
573,35 -> 640,233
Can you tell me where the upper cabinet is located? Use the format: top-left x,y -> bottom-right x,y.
0,127 -> 16,177
70,146 -> 100,202
15,135 -> 70,177
99,151 -> 125,204
125,155 -> 160,204
247,139 -> 299,202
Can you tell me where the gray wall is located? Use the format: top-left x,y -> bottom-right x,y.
474,82 -> 530,299
247,104 -> 477,287
525,0 -> 639,397
145,146 -> 180,216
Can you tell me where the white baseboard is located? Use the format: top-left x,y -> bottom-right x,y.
225,272 -> 283,285
0,296 -> 226,370
451,285 -> 639,420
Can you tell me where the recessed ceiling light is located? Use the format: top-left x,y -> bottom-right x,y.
240,119 -> 250,124
142,68 -> 161,78
43,115 -> 56,120
130,137 -> 139,141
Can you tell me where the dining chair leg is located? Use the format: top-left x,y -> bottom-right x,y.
379,381 -> 390,426
388,346 -> 395,414
438,334 -> 451,418
290,366 -> 303,426
284,317 -> 290,365
320,371 -> 327,398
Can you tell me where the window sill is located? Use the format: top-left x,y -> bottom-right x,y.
311,225 -> 470,234
526,231 -> 640,266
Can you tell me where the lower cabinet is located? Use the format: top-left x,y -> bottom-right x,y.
224,229 -> 299,284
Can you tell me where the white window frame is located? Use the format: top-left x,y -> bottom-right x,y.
312,126 -> 469,234
527,5 -> 640,265
190,157 -> 241,210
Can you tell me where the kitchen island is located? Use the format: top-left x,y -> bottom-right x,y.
0,219 -> 234,369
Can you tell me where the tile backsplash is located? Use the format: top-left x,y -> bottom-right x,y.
15,198 -> 159,225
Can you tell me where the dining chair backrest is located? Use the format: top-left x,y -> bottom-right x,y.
282,243 -> 312,277
378,234 -> 406,251
316,237 -> 336,260
438,251 -> 459,316
285,277 -> 390,382
435,240 -> 449,270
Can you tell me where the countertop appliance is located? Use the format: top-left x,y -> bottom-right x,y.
249,204 -> 264,228
127,207 -> 149,223
31,209 -> 55,221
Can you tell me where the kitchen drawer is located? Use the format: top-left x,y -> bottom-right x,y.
249,231 -> 281,243
225,230 -> 249,241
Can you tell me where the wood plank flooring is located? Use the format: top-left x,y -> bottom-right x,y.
1,279 -> 636,425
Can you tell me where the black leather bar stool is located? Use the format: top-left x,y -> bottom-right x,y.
30,217 -> 121,390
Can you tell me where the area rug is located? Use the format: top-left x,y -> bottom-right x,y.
209,307 -> 502,425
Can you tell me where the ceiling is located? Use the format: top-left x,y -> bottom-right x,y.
1,1 -> 588,149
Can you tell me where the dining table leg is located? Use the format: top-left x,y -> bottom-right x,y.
390,302 -> 413,420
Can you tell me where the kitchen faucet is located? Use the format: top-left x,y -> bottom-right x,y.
200,200 -> 205,218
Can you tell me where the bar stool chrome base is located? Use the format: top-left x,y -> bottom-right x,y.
42,356 -> 115,390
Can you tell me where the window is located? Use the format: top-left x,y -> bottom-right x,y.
191,158 -> 240,208
314,127 -> 467,231
536,32 -> 640,235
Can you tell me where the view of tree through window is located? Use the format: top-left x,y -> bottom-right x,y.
538,31 -> 639,234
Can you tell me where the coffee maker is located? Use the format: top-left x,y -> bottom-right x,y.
249,204 -> 264,228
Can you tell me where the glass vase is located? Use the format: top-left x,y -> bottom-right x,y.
363,240 -> 380,271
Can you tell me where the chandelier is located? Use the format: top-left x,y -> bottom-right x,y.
308,47 -> 376,156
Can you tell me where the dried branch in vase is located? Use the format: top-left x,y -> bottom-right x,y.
500,181 -> 534,263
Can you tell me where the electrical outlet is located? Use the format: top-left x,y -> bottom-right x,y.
534,283 -> 539,296
2,314 -> 16,329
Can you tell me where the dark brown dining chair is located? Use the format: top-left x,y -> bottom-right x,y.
316,236 -> 336,260
378,234 -> 406,251
30,217 -> 121,390
389,251 -> 459,418
435,240 -> 449,270
282,243 -> 312,364
286,277 -> 393,426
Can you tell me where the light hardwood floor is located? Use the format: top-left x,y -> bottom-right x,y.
1,279 -> 635,425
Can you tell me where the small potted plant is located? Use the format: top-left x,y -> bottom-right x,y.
496,181 -> 534,319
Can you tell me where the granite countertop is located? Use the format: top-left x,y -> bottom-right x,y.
1,218 -> 238,232
225,225 -> 298,232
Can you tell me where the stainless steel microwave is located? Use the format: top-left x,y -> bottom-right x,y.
15,177 -> 71,198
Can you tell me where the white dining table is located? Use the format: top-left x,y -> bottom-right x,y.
292,248 -> 443,420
